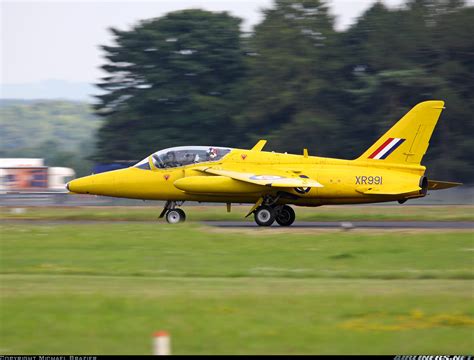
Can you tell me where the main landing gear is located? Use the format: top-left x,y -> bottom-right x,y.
254,204 -> 296,227
159,198 -> 296,226
249,194 -> 296,227
160,201 -> 186,224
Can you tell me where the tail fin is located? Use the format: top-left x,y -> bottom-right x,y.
357,100 -> 445,164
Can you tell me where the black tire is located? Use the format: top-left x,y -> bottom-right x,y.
166,208 -> 186,224
254,205 -> 276,226
275,205 -> 295,226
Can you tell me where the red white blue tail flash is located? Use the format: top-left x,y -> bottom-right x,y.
368,138 -> 405,160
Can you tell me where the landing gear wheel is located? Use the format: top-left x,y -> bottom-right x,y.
166,208 -> 186,224
254,205 -> 276,226
275,205 -> 295,226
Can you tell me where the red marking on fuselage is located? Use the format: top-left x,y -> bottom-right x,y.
241,154 -> 247,160
164,174 -> 170,181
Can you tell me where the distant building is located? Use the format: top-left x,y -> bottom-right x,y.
0,158 -> 75,193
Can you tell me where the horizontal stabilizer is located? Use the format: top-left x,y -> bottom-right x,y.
356,185 -> 421,196
427,180 -> 462,190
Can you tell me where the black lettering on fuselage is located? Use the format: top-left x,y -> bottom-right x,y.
355,176 -> 382,185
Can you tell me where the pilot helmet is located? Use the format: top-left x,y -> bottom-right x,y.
207,147 -> 218,159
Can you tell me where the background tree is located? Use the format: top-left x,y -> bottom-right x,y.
235,0 -> 342,156
338,0 -> 473,181
92,0 -> 473,183
0,100 -> 99,176
94,9 -> 245,161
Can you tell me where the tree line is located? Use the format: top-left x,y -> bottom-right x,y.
0,100 -> 100,176
94,0 -> 474,183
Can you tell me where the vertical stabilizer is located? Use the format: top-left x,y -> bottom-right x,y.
357,100 -> 445,164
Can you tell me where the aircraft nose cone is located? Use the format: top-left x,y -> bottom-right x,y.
67,172 -> 116,196
67,177 -> 91,194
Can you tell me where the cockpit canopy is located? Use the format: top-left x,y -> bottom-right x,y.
134,146 -> 232,170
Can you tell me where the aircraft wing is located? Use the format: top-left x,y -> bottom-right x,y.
196,166 -> 323,188
427,180 -> 462,190
356,185 -> 421,195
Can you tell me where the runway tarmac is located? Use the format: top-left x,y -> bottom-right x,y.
2,219 -> 471,229
203,221 -> 474,229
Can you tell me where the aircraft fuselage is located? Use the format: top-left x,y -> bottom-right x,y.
68,150 -> 426,206
67,101 -> 460,226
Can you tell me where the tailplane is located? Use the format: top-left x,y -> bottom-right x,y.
357,100 -> 445,164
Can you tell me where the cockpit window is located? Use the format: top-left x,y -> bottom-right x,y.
134,146 -> 231,170
136,162 -> 151,170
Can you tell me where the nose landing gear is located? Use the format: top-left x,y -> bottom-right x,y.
166,208 -> 186,224
160,201 -> 186,224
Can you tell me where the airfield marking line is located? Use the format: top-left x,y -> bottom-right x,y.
200,226 -> 473,235
2,278 -> 473,301
2,272 -> 474,279
2,274 -> 473,288
202,221 -> 474,229
1,271 -> 473,283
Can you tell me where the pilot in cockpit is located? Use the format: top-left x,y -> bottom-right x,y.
207,147 -> 218,160
164,151 -> 179,168
182,153 -> 196,165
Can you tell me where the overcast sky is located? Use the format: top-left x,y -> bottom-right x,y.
1,0 -> 457,85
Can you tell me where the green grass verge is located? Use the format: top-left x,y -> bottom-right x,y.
2,204 -> 474,221
1,223 -> 473,279
1,276 -> 473,355
1,223 -> 473,354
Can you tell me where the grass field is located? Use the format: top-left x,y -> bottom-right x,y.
2,204 -> 474,221
1,219 -> 473,354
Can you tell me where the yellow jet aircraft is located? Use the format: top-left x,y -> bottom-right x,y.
67,100 -> 461,226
